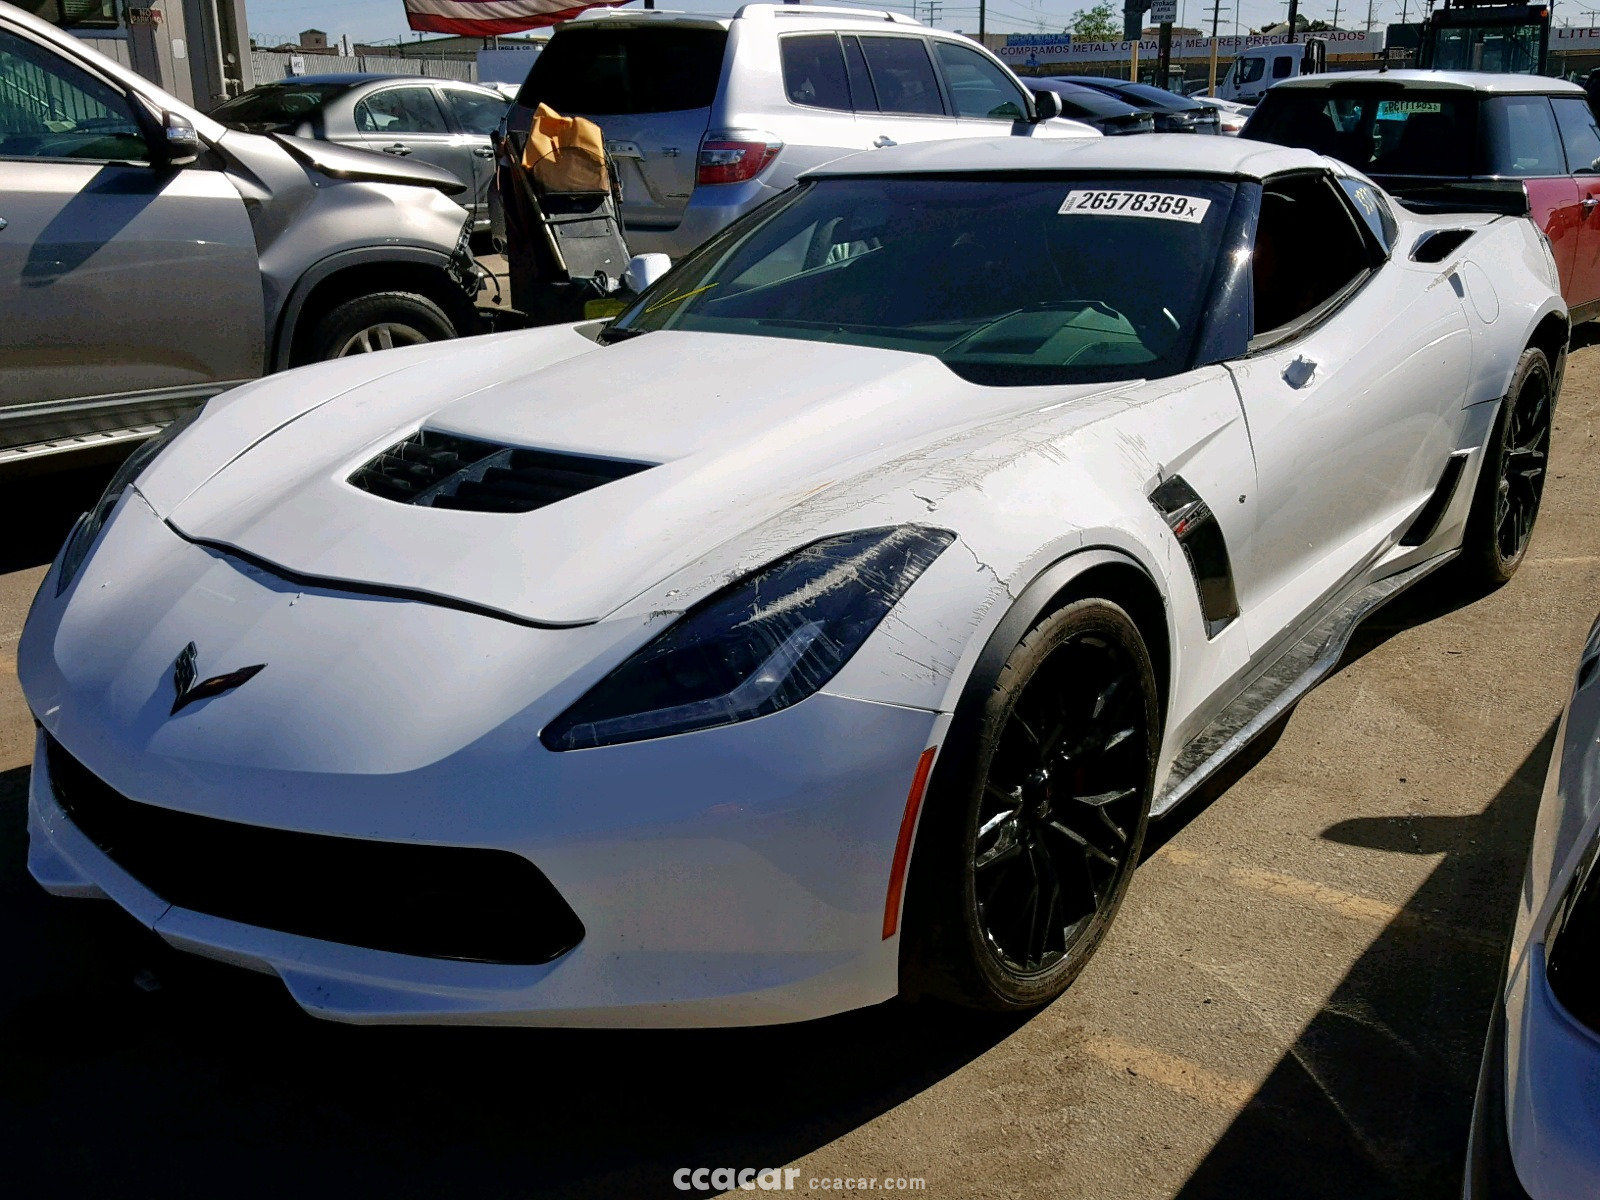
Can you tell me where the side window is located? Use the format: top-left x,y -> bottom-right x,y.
1271,55 -> 1293,79
1486,95 -> 1566,176
1237,57 -> 1265,84
1553,96 -> 1600,174
1252,173 -> 1374,341
1336,174 -> 1397,254
842,36 -> 878,112
781,34 -> 852,112
0,27 -> 147,162
932,41 -> 1027,121
355,87 -> 449,136
447,89 -> 507,136
858,36 -> 943,116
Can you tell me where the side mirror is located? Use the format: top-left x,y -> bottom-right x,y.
159,111 -> 200,167
1031,89 -> 1064,123
623,253 -> 671,294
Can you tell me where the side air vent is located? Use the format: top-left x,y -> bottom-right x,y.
348,429 -> 653,514
1149,474 -> 1240,639
1411,229 -> 1474,264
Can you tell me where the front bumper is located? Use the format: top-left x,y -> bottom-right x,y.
21,497 -> 944,1027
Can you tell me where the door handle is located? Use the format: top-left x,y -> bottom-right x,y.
471,145 -> 494,158
0,217 -> 7,231
382,143 -> 412,156
873,135 -> 897,148
1584,197 -> 1599,213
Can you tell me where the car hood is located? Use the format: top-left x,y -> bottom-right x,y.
154,329 -> 1119,626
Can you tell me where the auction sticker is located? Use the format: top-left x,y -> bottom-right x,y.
1059,190 -> 1211,223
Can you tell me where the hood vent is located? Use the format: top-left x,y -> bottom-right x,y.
348,430 -> 652,514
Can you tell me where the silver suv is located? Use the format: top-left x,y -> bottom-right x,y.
0,2 -> 480,469
504,4 -> 1097,258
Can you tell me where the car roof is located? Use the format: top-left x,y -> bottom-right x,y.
1271,69 -> 1584,96
564,3 -> 925,30
803,133 -> 1327,181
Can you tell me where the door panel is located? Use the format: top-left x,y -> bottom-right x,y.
1525,177 -> 1582,305
1226,269 -> 1471,642
356,86 -> 474,199
1224,171 -> 1471,644
0,161 -> 262,415
443,87 -> 507,224
1552,96 -> 1600,310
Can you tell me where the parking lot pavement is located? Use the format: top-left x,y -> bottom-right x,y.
2,339 -> 1598,1200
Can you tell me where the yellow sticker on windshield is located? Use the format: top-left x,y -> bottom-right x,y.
1059,190 -> 1211,224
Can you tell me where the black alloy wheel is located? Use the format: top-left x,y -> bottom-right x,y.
972,624 -> 1149,976
903,599 -> 1158,1012
1460,346 -> 1555,588
1493,356 -> 1552,566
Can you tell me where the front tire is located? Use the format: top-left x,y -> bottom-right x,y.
300,292 -> 457,363
904,600 -> 1159,1012
1458,347 -> 1553,588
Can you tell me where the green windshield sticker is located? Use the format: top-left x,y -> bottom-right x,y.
1377,100 -> 1444,117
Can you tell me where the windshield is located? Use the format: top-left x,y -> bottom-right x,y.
1431,22 -> 1543,73
211,82 -> 348,132
516,28 -> 728,115
608,175 -> 1239,387
1246,87 -> 1480,177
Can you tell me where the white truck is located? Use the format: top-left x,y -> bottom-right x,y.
1216,40 -> 1326,103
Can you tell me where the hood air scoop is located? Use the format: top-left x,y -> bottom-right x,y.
348,430 -> 653,514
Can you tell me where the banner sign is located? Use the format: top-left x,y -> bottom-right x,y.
404,0 -> 627,35
1553,26 -> 1600,48
997,30 -> 1385,64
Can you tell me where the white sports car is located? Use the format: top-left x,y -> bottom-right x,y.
20,137 -> 1565,1027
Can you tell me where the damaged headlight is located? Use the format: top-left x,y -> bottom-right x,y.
56,405 -> 204,595
541,526 -> 955,751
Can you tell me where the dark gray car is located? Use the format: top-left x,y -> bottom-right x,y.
211,75 -> 510,229
0,3 -> 481,469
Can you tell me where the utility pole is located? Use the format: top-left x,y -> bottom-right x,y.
1365,0 -> 1375,28
1286,0 -> 1300,39
1332,0 -> 1341,29
979,0 -> 986,39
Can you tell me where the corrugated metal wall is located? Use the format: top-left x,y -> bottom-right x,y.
250,52 -> 476,86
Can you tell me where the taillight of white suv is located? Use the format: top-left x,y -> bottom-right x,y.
697,130 -> 783,185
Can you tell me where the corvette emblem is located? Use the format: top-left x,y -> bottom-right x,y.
170,641 -> 266,715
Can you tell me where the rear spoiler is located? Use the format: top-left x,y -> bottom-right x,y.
1374,177 -> 1529,218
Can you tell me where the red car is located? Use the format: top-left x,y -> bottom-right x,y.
1244,70 -> 1600,322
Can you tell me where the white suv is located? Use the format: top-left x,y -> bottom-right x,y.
503,3 -> 1097,258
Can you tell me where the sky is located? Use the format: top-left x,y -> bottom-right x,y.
244,0 -> 1586,50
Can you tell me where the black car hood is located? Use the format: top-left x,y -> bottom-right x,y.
269,133 -> 469,196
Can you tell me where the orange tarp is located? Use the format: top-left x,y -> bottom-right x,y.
521,103 -> 610,194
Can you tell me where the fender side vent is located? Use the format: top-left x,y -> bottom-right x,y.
1400,452 -> 1468,546
1149,474 -> 1240,638
1410,229 -> 1474,264
349,429 -> 653,513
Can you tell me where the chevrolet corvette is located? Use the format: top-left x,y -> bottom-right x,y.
20,137 -> 1566,1026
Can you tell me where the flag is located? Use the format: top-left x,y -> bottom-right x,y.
404,0 -> 631,35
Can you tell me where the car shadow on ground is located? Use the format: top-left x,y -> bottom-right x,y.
1169,721 -> 1554,1200
0,764 -> 1029,1199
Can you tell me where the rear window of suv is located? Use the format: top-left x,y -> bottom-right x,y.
516,28 -> 729,115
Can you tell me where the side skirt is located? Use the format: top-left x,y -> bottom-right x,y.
1153,549 -> 1457,817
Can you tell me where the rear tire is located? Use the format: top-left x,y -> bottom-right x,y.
300,292 -> 457,363
1457,347 -> 1553,589
903,599 -> 1159,1013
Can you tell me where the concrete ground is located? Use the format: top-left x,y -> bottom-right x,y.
2,335 -> 1597,1199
